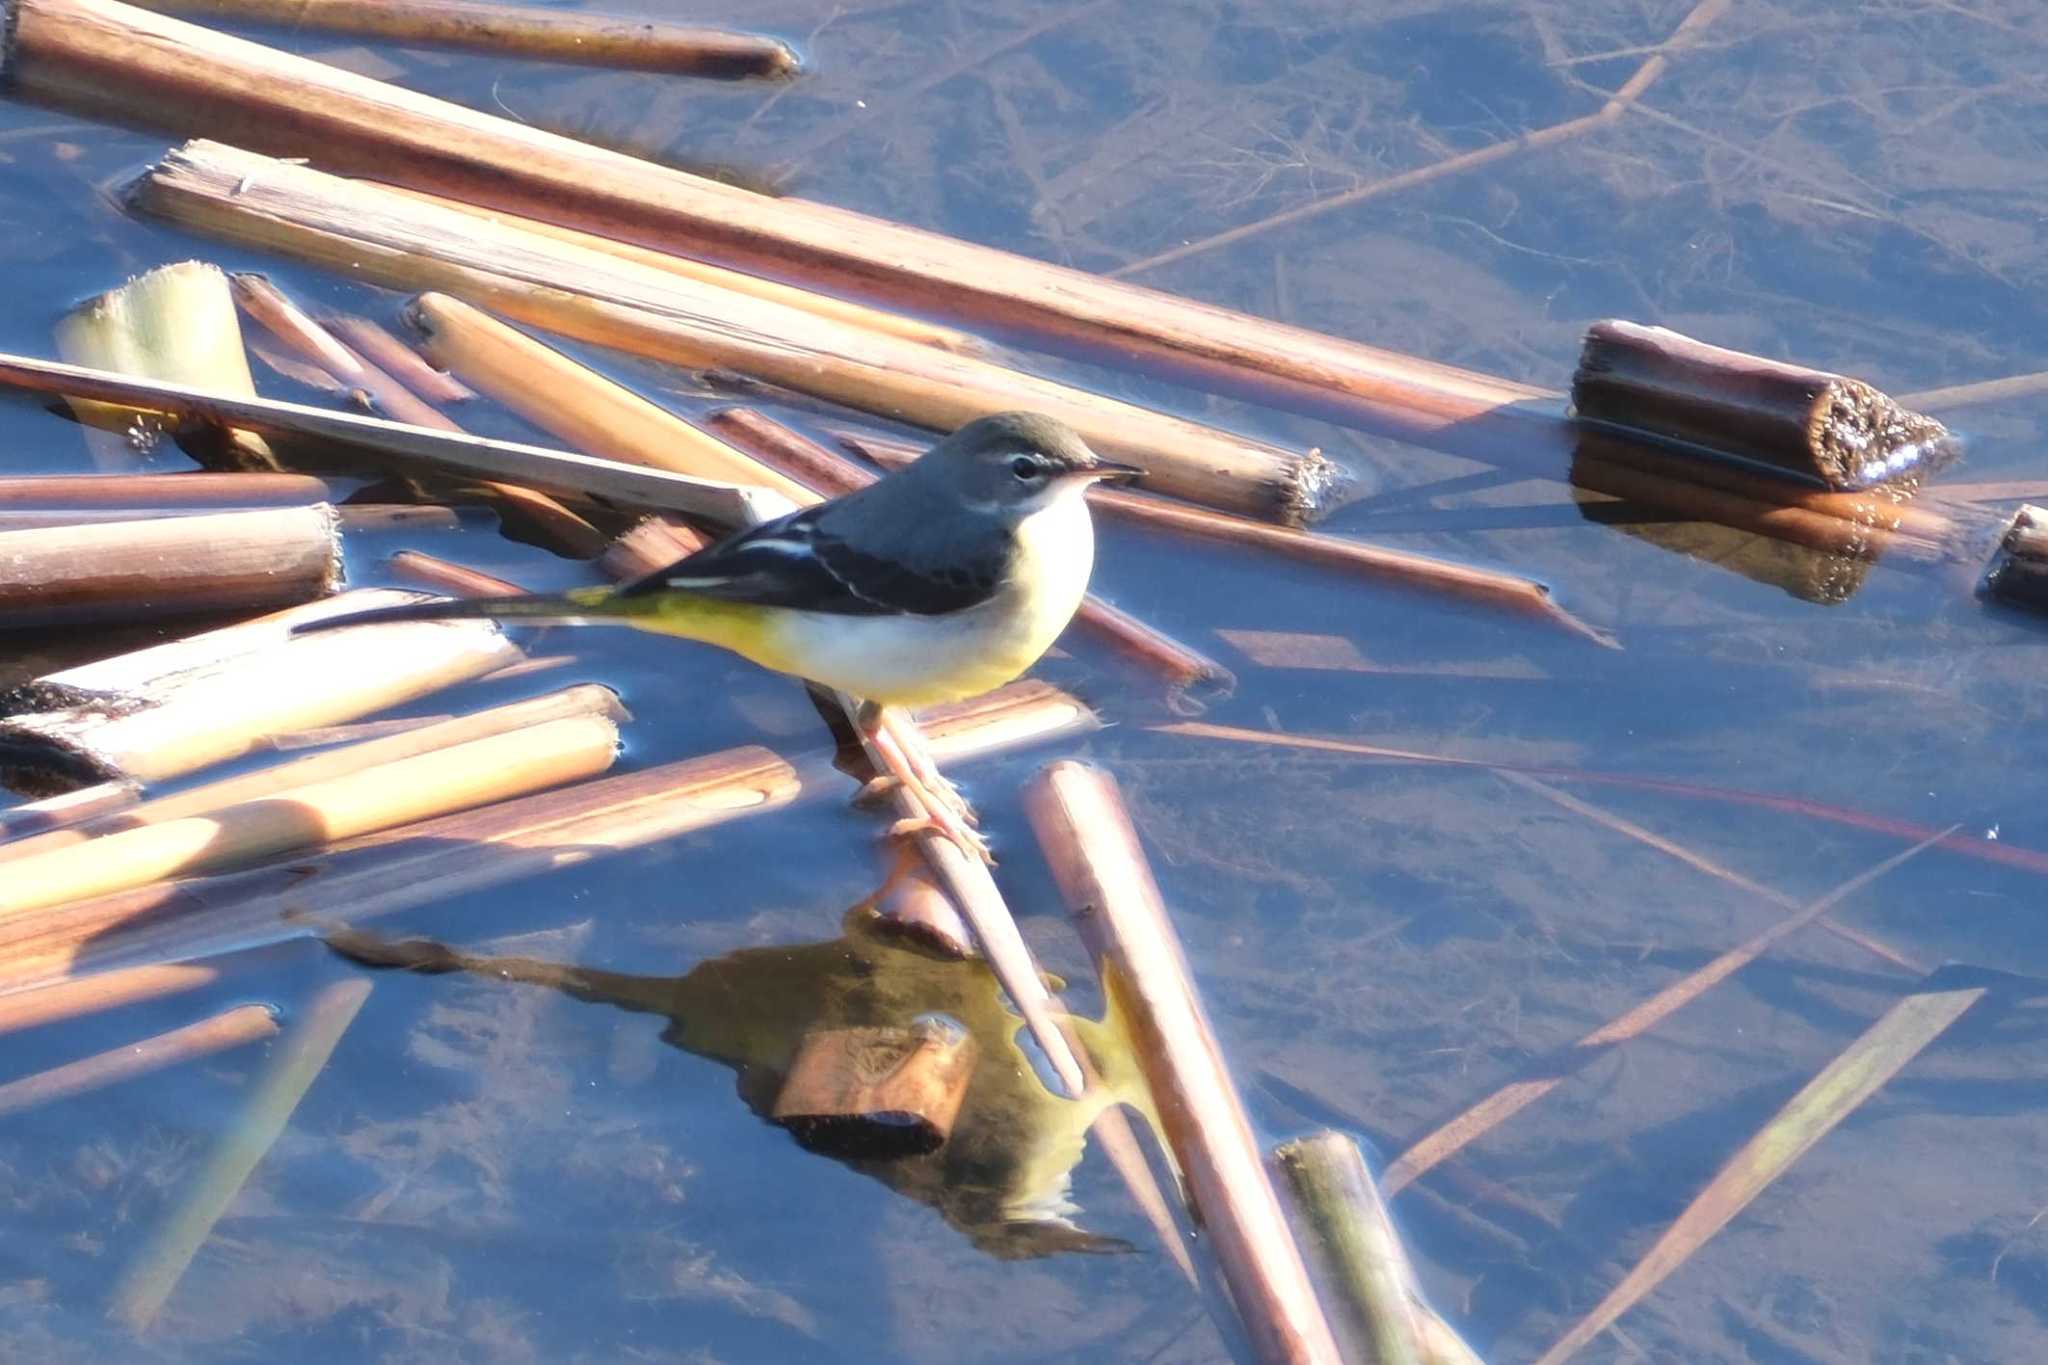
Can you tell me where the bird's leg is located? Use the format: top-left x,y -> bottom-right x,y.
857,701 -> 993,865
876,705 -> 977,826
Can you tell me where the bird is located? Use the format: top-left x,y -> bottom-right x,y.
294,411 -> 1141,862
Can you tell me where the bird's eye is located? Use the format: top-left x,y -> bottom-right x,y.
1010,455 -> 1044,481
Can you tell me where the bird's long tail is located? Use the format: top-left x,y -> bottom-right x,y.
291,586 -> 625,636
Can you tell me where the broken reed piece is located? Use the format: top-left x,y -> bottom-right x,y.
1572,321 -> 1955,491
382,184 -> 990,357
1982,504 -> 2048,609
404,292 -> 816,503
384,548 -> 524,598
1024,761 -> 1343,1365
842,430 -> 1618,647
771,1014 -> 978,1160
54,258 -> 276,471
0,960 -> 218,1036
0,350 -> 777,530
0,683 -> 622,866
0,1000 -> 276,1119
0,470 -> 333,510
0,588 -> 520,796
227,272 -> 362,381
127,0 -> 801,78
0,711 -> 621,918
0,503 -> 341,628
710,407 -> 1234,693
0,681 -> 1094,994
1533,979 -> 1988,1365
107,975 -> 370,1332
131,141 -> 1333,525
1274,1132 -> 1480,1365
600,516 -> 710,579
319,313 -> 474,405
228,275 -> 605,556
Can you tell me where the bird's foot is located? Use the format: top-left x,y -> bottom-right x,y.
888,807 -> 996,866
864,706 -> 979,827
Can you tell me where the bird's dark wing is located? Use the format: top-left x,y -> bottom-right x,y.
617,504 -> 1005,617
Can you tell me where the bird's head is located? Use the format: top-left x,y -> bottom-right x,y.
921,412 -> 1143,521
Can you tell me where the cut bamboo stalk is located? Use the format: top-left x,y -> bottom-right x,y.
0,471 -> 332,509
1381,828 -> 1949,1197
0,1000 -> 276,1118
107,975 -> 370,1331
0,504 -> 341,628
0,713 -> 620,918
1573,321 -> 1954,490
130,140 -> 1335,524
405,292 -> 815,502
0,588 -> 520,794
0,683 -> 622,866
54,258 -> 274,470
1532,981 -> 1987,1365
1274,1132 -> 1437,1365
0,350 -> 777,528
771,1015 -> 978,1159
841,428 -> 1620,647
1024,760 -> 1343,1365
707,407 -> 1233,691
0,681 -> 1094,994
384,548 -> 524,598
384,185 -> 989,356
0,960 -> 217,1036
127,0 -> 801,78
320,313 -> 474,404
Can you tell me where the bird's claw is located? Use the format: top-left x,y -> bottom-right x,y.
888,811 -> 996,866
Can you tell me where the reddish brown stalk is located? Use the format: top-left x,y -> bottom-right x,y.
129,0 -> 801,78
1380,829 -> 1948,1196
321,314 -> 475,405
0,471 -> 333,508
600,517 -> 710,579
1025,761 -> 1343,1365
385,549 -> 523,598
1158,720 -> 2048,878
0,1000 -> 276,1117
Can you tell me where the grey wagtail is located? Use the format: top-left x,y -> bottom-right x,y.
295,412 -> 1140,860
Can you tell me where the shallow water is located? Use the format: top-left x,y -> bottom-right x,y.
1,1 -> 2046,1361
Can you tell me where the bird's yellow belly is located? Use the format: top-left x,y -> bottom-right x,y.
626,496 -> 1096,708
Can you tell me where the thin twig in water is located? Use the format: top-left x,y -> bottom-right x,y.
1110,0 -> 1729,276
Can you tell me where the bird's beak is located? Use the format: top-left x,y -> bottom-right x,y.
1082,459 -> 1145,484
